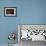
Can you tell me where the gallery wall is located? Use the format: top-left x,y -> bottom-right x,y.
0,0 -> 46,44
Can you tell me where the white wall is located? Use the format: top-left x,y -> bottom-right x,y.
21,25 -> 46,30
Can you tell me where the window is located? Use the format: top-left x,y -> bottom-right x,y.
4,7 -> 16,17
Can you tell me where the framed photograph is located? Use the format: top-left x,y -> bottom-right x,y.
4,7 -> 17,17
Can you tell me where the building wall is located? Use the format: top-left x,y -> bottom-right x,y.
0,0 -> 46,44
